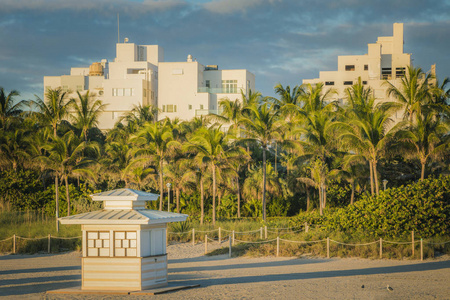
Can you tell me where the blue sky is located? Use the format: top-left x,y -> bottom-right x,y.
0,0 -> 449,101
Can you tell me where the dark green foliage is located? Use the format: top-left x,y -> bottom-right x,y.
290,176 -> 450,238
0,169 -> 52,210
326,180 -> 353,208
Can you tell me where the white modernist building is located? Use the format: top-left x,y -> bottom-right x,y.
302,23 -> 435,121
44,41 -> 255,129
158,56 -> 255,121
59,188 -> 187,291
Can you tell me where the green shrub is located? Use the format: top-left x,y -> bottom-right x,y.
290,175 -> 450,238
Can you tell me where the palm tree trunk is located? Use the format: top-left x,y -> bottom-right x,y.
65,176 -> 70,216
212,163 -> 216,226
237,175 -> 241,218
176,188 -> 180,213
420,159 -> 426,181
306,186 -> 310,211
159,160 -> 163,211
323,185 -> 327,209
274,142 -> 277,176
200,177 -> 204,225
369,161 -> 374,196
319,186 -> 323,216
262,147 -> 267,221
373,160 -> 379,195
55,176 -> 59,232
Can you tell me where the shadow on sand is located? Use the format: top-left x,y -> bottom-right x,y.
169,259 -> 450,287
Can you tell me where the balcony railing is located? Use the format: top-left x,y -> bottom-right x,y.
197,87 -> 244,94
195,109 -> 223,116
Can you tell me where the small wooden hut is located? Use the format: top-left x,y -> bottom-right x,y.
59,188 -> 187,291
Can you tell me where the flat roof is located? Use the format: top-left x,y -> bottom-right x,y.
91,188 -> 159,201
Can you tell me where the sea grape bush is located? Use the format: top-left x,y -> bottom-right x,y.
290,175 -> 450,238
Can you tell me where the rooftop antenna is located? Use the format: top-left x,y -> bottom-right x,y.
117,13 -> 120,43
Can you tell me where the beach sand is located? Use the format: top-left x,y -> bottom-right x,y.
1,241 -> 449,299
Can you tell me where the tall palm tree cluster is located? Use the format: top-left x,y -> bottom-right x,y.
0,66 -> 449,225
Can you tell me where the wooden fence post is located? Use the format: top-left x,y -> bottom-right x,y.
260,227 -> 263,239
379,238 -> 382,259
276,236 -> 280,257
412,231 -> 415,258
192,228 -> 195,245
13,234 -> 16,254
205,235 -> 207,255
420,239 -> 423,261
229,235 -> 232,258
327,237 -> 330,259
264,226 -> 267,239
48,234 -> 51,253
166,230 -> 169,246
232,230 -> 235,246
218,227 -> 221,243
305,222 -> 308,233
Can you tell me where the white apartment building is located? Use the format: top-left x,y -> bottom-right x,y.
44,41 -> 255,129
303,23 -> 434,121
158,55 -> 255,121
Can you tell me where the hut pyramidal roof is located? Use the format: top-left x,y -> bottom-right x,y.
59,188 -> 187,225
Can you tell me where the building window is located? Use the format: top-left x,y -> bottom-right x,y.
99,90 -> 104,96
112,88 -> 135,96
382,68 -> 392,79
364,65 -> 368,71
362,81 -> 368,85
188,104 -> 192,110
206,80 -> 210,88
162,105 -> 166,112
200,104 -> 204,110
325,81 -> 334,86
396,67 -> 406,78
87,231 -> 110,257
222,80 -> 237,93
143,89 -> 146,97
345,65 -> 355,71
167,105 -> 177,113
343,81 -> 353,85
114,231 -> 137,257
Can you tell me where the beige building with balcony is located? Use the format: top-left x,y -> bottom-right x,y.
44,41 -> 255,129
157,56 -> 255,120
302,23 -> 433,121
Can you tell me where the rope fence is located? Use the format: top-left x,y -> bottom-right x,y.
0,234 -> 82,254
182,228 -> 450,261
2,227 -> 449,261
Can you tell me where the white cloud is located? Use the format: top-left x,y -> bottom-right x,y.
203,0 -> 278,14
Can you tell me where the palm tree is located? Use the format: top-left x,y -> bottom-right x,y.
0,119 -> 32,171
131,120 -> 177,210
340,79 -> 401,195
0,87 -> 24,123
385,66 -> 433,123
34,88 -> 72,137
338,107 -> 399,195
120,104 -> 159,130
71,91 -> 106,141
39,131 -> 95,231
240,102 -> 281,221
395,112 -> 449,180
164,159 -> 192,213
184,126 -> 230,225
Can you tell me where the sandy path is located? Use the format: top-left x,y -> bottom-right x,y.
1,242 -> 449,299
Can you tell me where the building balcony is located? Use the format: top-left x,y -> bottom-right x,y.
195,109 -> 223,116
197,87 -> 244,94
